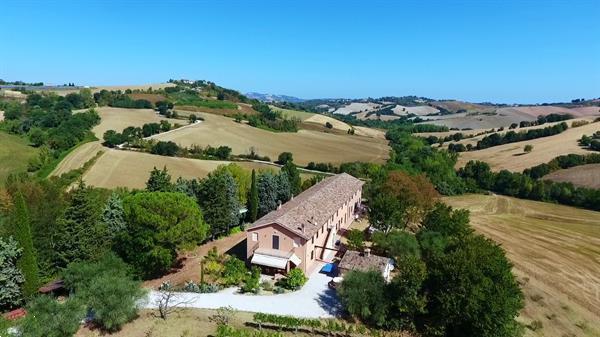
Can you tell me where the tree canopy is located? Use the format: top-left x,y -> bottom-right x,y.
115,192 -> 209,278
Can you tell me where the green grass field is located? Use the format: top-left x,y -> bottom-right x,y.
169,91 -> 238,109
0,131 -> 38,182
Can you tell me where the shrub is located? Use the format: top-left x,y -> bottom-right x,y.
524,144 -> 533,153
81,274 -> 145,331
572,120 -> 590,127
279,269 -> 306,290
20,296 -> 84,337
199,283 -> 222,293
346,229 -> 365,251
64,254 -> 145,332
222,256 -> 248,286
273,287 -> 285,294
184,280 -> 201,293
260,280 -> 273,291
528,320 -> 543,331
242,267 -> 261,293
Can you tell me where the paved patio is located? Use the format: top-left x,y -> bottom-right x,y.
143,263 -> 342,318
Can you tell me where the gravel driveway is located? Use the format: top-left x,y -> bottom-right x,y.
144,263 -> 342,318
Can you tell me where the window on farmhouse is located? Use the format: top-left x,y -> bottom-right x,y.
272,235 -> 280,250
252,232 -> 258,241
311,250 -> 314,260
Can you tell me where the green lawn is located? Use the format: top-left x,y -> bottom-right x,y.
169,92 -> 238,109
0,131 -> 38,182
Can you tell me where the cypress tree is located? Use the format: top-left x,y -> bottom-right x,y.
248,169 -> 258,222
281,161 -> 301,196
11,193 -> 40,297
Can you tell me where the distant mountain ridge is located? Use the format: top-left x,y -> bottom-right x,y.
246,92 -> 305,103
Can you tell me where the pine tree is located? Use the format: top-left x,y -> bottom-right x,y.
146,166 -> 172,192
11,193 -> 39,298
198,170 -> 240,238
248,169 -> 258,222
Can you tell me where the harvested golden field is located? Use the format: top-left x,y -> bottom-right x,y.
443,194 -> 600,337
543,163 -> 600,189
152,112 -> 390,166
353,126 -> 386,139
456,121 -> 600,172
91,107 -> 181,138
81,150 -> 282,189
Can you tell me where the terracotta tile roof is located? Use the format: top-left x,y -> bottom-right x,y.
3,308 -> 27,320
247,173 -> 363,239
338,250 -> 391,274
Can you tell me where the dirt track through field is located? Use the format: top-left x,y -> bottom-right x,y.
444,195 -> 600,337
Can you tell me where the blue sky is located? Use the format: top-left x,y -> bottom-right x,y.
1,0 -> 598,103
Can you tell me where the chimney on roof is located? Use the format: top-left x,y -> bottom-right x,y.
364,247 -> 371,257
301,224 -> 305,233
277,201 -> 282,210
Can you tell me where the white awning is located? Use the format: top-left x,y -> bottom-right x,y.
251,253 -> 289,269
251,252 -> 302,269
289,254 -> 302,266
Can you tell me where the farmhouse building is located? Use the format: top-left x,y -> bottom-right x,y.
246,173 -> 363,275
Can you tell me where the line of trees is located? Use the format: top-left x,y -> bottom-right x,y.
476,122 -> 568,150
102,120 -> 177,147
459,160 -> 600,211
523,153 -> 600,179
518,113 -> 573,128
